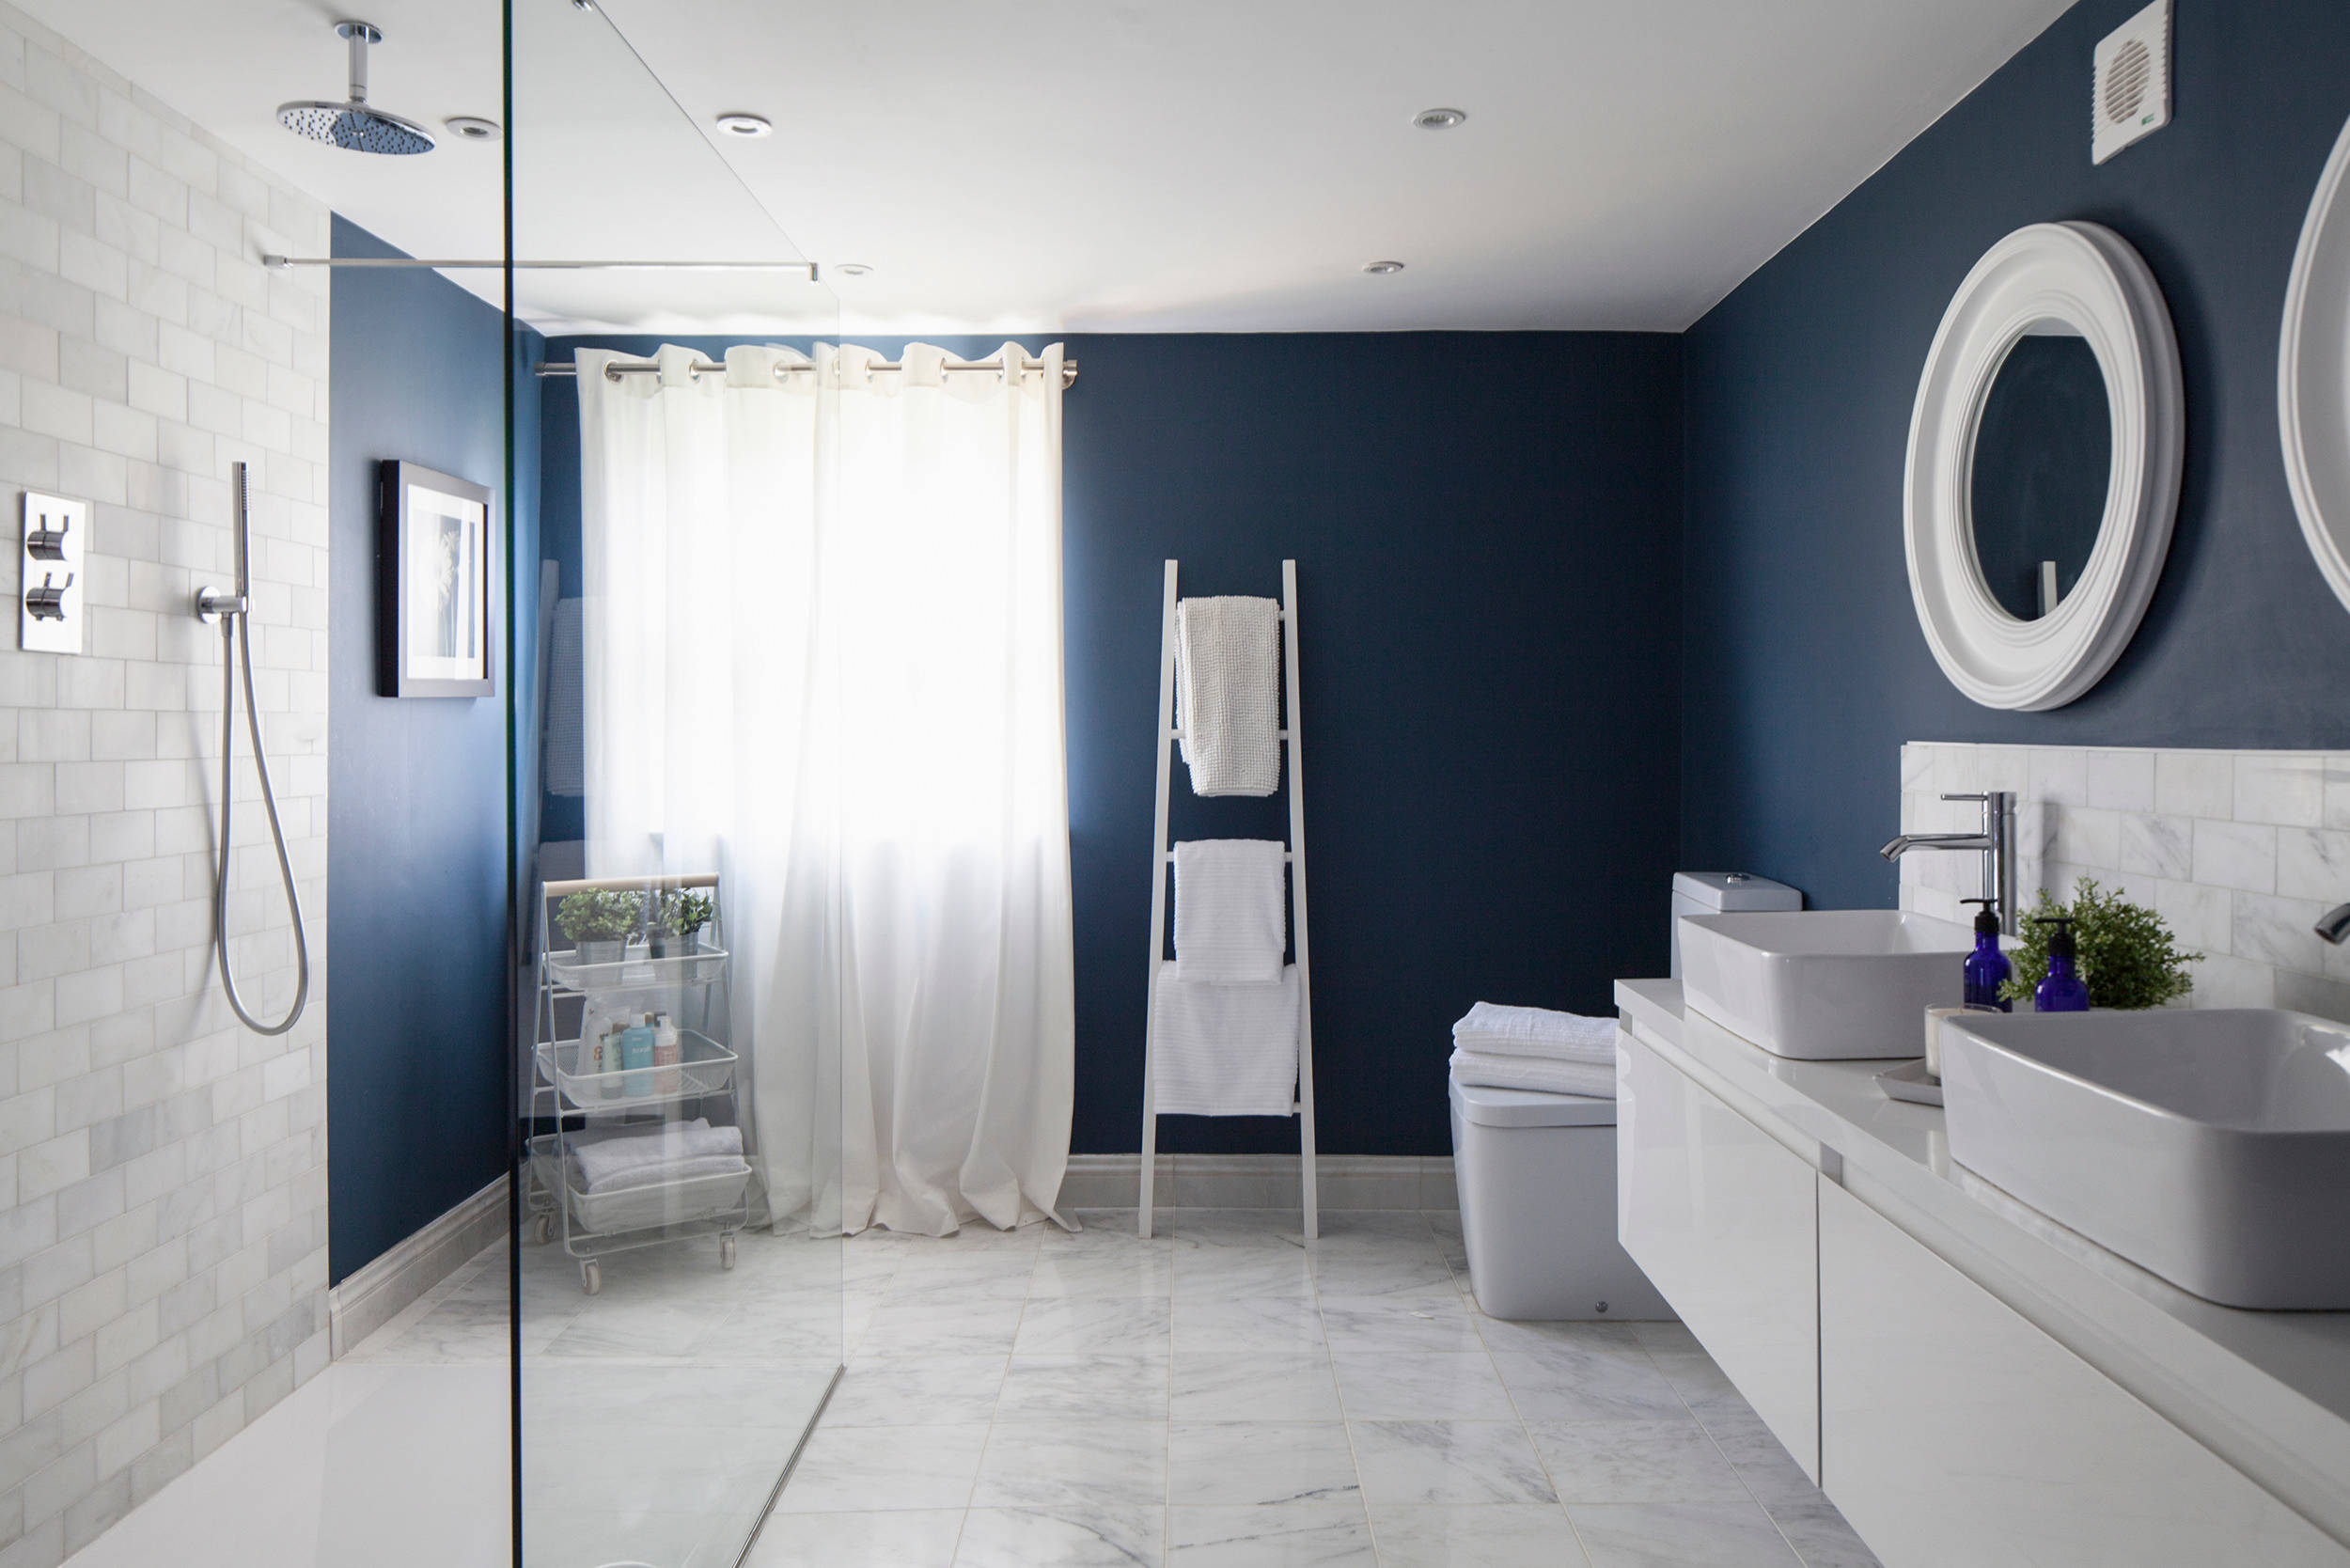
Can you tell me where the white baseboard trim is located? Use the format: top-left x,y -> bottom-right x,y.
1059,1153 -> 1456,1213
328,1174 -> 510,1358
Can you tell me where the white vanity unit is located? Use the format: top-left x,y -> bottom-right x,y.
1614,979 -> 2350,1567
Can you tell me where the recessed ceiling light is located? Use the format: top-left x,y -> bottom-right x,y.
715,113 -> 772,138
445,116 -> 499,142
834,262 -> 873,277
1362,259 -> 1406,275
1413,107 -> 1467,130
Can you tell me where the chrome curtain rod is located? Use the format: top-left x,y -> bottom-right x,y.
535,354 -> 1079,388
260,254 -> 821,278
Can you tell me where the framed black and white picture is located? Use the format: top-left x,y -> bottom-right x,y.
377,461 -> 494,698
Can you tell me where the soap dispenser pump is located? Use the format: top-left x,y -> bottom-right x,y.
2031,915 -> 2091,1013
1961,898 -> 2012,1012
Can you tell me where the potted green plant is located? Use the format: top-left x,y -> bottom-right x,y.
1998,879 -> 2200,1010
650,890 -> 715,959
556,889 -> 641,965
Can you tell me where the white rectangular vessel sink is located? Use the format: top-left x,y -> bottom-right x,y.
1678,909 -> 1975,1058
1940,1009 -> 2350,1309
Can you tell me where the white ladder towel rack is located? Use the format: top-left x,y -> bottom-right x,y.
1137,558 -> 1318,1240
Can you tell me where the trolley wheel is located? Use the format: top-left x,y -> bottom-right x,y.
533,1213 -> 553,1246
581,1260 -> 602,1295
720,1234 -> 737,1270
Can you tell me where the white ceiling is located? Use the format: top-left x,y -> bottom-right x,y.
18,0 -> 2073,336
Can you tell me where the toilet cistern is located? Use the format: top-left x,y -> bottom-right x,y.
1880,791 -> 2017,936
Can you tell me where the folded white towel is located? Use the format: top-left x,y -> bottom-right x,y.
1152,963 -> 1299,1117
1449,1046 -> 1618,1099
1451,1002 -> 1620,1063
1174,839 -> 1287,983
569,1152 -> 748,1196
1178,596 -> 1281,796
566,1120 -> 746,1192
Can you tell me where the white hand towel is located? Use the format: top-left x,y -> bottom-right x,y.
1449,1046 -> 1618,1099
566,1121 -> 746,1191
1451,1002 -> 1620,1063
569,1152 -> 749,1196
1177,595 -> 1281,796
1152,964 -> 1299,1117
1174,839 -> 1287,983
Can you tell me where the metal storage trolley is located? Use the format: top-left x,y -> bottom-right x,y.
525,872 -> 752,1294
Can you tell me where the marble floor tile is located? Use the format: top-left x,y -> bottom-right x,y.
1764,1502 -> 1883,1568
1472,1318 -> 1645,1358
822,1356 -> 1008,1427
538,1294 -> 714,1361
1566,1501 -> 1804,1568
1167,1422 -> 1361,1507
1348,1420 -> 1557,1507
1627,1322 -> 1701,1356
744,1508 -> 966,1568
956,1504 -> 1165,1567
1330,1354 -> 1513,1421
885,1251 -> 1042,1303
1166,1505 -> 1375,1567
1172,1242 -> 1318,1300
1171,1295 -> 1327,1354
773,1423 -> 991,1513
1318,1294 -> 1485,1356
1365,1504 -> 1590,1567
1170,1354 -> 1343,1422
1693,1410 -> 1823,1507
1647,1350 -> 1749,1417
1015,1296 -> 1174,1356
1490,1348 -> 1689,1423
1307,1251 -> 1459,1297
998,1356 -> 1172,1422
1526,1419 -> 1748,1504
1031,1247 -> 1178,1299
858,1296 -> 1026,1356
974,1419 -> 1170,1509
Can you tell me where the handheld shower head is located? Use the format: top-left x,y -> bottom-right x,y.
277,21 -> 435,156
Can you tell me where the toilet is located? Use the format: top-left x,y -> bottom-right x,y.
1449,870 -> 1800,1321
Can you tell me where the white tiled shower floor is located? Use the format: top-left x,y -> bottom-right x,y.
68,1209 -> 1880,1568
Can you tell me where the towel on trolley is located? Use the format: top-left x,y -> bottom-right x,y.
1174,838 -> 1288,983
565,1119 -> 747,1193
1450,1002 -> 1619,1064
1152,963 -> 1300,1117
1448,1047 -> 1618,1100
1177,595 -> 1281,796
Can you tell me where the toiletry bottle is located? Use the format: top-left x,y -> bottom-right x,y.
2031,916 -> 2091,1012
1961,898 -> 2012,1012
652,1011 -> 682,1096
621,1015 -> 655,1098
596,1023 -> 625,1099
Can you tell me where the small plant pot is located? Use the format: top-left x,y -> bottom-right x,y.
648,934 -> 686,960
572,938 -> 625,965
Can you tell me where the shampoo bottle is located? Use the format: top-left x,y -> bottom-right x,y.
620,1015 -> 655,1098
2031,916 -> 2091,1013
1961,898 -> 2012,1012
652,1011 -> 682,1096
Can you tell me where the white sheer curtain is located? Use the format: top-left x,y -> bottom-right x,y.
577,341 -> 1073,1235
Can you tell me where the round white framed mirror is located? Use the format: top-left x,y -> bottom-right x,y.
2280,112 -> 2350,618
1904,221 -> 2183,711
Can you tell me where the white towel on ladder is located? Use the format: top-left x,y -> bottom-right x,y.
1152,964 -> 1300,1117
1173,839 -> 1287,983
1177,595 -> 1281,796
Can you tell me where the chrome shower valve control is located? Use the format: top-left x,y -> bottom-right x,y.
24,571 -> 72,619
18,492 -> 86,653
195,586 -> 249,623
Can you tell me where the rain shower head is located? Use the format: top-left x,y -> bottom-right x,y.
277,21 -> 434,155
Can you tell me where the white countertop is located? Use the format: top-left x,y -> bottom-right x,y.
1615,977 -> 2350,1546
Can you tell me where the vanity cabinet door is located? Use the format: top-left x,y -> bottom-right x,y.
1818,1180 -> 2348,1567
1618,1032 -> 1820,1481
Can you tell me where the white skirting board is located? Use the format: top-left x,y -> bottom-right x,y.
327,1175 -> 510,1357
1063,1153 -> 1457,1213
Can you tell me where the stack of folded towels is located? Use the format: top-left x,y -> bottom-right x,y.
1449,1002 -> 1620,1099
564,1118 -> 746,1194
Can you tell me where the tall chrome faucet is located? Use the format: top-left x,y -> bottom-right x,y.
1880,792 -> 2017,935
2316,903 -> 2350,945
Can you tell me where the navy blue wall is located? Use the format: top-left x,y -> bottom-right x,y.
538,332 -> 1683,1154
1683,0 -> 2350,912
328,217 -> 540,1281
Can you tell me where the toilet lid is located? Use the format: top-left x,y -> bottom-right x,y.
1449,1076 -> 1619,1128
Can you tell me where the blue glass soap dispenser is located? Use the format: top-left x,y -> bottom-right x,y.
1961,898 -> 2012,1011
2031,915 -> 2091,1013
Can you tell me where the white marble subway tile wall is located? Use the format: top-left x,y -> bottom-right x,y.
0,3 -> 332,1562
1900,743 -> 2350,1020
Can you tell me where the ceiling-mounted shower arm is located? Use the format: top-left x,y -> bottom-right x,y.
338,20 -> 381,105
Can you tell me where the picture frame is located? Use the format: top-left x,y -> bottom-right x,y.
377,460 -> 495,698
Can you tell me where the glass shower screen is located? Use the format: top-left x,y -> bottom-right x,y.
505,2 -> 843,1562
